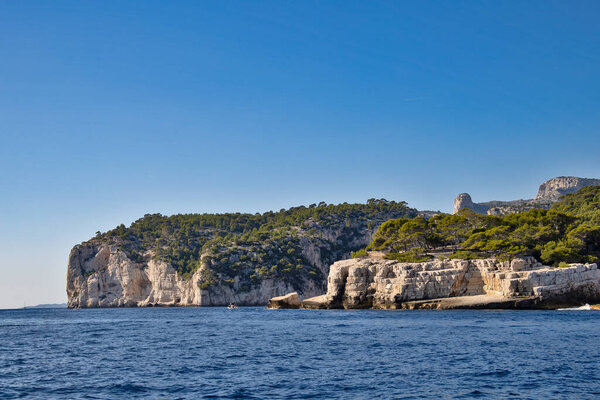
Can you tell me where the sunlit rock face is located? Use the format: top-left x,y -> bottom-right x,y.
301,257 -> 600,310
67,203 -> 417,308
453,193 -> 489,214
535,176 -> 600,203
266,292 -> 301,309
67,245 -> 319,308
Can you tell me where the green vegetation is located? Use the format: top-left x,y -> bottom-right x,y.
89,199 -> 415,290
365,186 -> 600,266
384,248 -> 433,263
352,249 -> 368,258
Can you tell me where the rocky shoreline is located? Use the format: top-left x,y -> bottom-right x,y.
268,256 -> 600,310
68,242 -> 600,310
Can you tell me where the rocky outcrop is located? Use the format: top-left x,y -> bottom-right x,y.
266,292 -> 301,309
452,194 -> 533,215
535,176 -> 600,203
67,245 -> 321,308
453,193 -> 491,214
453,176 -> 600,215
301,257 -> 600,310
301,295 -> 329,309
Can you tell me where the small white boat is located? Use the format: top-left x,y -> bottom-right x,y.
227,303 -> 238,310
558,304 -> 591,310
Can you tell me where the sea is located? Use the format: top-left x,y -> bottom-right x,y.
1,307 -> 599,399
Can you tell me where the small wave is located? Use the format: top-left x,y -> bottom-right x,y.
557,304 -> 591,310
477,369 -> 511,377
109,383 -> 149,394
462,389 -> 487,398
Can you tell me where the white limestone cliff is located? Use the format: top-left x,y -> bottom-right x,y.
67,244 -> 321,308
535,176 -> 600,202
301,256 -> 600,309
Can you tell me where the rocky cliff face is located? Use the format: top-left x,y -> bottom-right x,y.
535,176 -> 600,202
67,202 -> 415,308
67,244 -> 321,308
303,256 -> 600,309
453,176 -> 600,215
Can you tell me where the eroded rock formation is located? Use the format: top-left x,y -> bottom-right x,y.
301,257 -> 600,310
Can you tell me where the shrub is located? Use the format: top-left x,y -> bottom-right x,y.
384,248 -> 433,263
558,261 -> 570,268
448,251 -> 484,260
352,249 -> 368,258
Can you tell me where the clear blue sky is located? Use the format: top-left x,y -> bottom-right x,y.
1,1 -> 599,308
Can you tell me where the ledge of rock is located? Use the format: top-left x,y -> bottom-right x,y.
301,295 -> 329,309
398,294 -> 538,310
266,292 -> 301,309
301,257 -> 600,310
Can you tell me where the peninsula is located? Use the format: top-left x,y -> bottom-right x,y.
67,177 -> 600,309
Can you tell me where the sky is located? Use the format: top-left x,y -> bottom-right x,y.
1,1 -> 599,309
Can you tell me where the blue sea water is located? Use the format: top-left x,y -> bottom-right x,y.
1,308 -> 599,399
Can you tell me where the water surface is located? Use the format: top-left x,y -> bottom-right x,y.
1,307 -> 599,399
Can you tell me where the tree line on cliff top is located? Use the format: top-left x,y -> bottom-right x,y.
357,186 -> 600,266
90,199 -> 415,287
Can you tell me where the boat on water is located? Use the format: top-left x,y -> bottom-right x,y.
227,303 -> 238,310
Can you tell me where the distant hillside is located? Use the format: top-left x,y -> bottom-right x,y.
26,303 -> 67,309
453,176 -> 600,216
